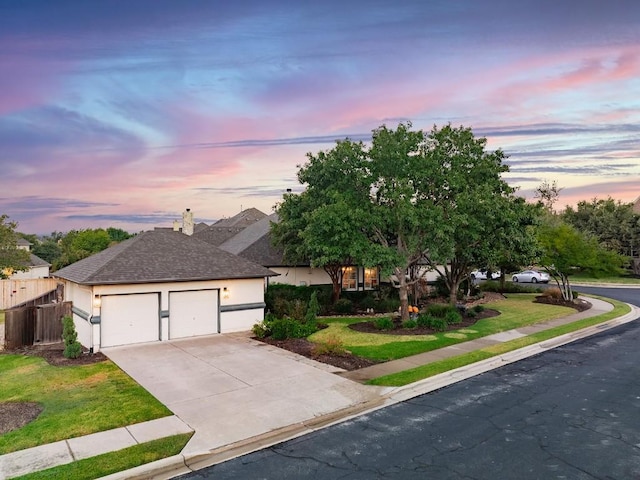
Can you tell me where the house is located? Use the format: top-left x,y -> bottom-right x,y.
54,210 -> 277,352
8,238 -> 50,280
195,210 -> 382,291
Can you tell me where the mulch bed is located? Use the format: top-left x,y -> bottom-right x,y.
259,337 -> 378,371
257,293 -> 593,370
3,342 -> 107,367
0,402 -> 43,435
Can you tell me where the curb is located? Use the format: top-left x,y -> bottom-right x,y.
109,301 -> 639,480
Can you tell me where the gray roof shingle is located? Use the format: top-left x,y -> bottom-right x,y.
213,208 -> 267,228
54,230 -> 276,285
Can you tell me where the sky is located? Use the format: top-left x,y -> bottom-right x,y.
1,0 -> 639,235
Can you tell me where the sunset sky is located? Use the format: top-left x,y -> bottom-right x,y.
1,1 -> 639,234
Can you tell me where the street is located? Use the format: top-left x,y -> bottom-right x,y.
178,287 -> 640,480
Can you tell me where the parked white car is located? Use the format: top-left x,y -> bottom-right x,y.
470,269 -> 501,280
511,270 -> 549,283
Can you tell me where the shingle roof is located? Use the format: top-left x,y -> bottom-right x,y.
29,254 -> 50,267
193,226 -> 246,247
213,208 -> 267,228
218,213 -> 301,267
54,230 -> 276,285
17,238 -> 31,247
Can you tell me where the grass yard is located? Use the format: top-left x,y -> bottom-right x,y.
13,432 -> 193,480
0,355 -> 172,455
571,274 -> 640,285
309,294 -> 574,362
368,296 -> 630,386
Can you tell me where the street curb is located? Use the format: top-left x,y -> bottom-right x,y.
103,301 -> 640,479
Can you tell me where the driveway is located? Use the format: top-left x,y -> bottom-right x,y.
103,334 -> 384,456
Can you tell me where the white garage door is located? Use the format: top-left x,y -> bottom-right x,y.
101,293 -> 160,348
169,289 -> 218,339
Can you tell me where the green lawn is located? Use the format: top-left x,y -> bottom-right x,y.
0,355 -> 172,455
368,296 -> 630,386
570,274 -> 640,285
13,433 -> 193,480
310,294 -> 574,362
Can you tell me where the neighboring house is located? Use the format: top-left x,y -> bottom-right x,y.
8,238 -> 51,280
196,210 -> 382,291
54,211 -> 277,352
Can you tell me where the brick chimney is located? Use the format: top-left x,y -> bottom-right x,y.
182,208 -> 194,236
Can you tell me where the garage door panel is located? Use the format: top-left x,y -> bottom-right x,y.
101,294 -> 159,348
169,290 -> 218,339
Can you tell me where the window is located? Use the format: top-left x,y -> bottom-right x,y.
342,266 -> 357,290
364,267 -> 379,290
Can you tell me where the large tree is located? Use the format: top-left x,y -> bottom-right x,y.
274,123 -> 528,319
538,219 -> 627,300
562,197 -> 640,261
0,215 -> 31,278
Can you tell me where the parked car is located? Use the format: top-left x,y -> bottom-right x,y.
511,270 -> 549,283
470,269 -> 501,280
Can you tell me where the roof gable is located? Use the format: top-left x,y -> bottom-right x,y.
54,230 -> 276,285
213,208 -> 267,228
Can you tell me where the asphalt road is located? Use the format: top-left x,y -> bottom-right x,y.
178,287 -> 640,480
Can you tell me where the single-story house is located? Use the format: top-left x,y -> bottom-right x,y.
8,238 -> 50,280
54,213 -> 277,352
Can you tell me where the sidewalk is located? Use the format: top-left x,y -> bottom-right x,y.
1,296 -> 638,480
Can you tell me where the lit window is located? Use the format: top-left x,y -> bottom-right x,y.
364,267 -> 378,289
342,266 -> 357,290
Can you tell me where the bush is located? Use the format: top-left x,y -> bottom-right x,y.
62,315 -> 82,359
466,309 -> 477,318
374,317 -> 394,330
251,321 -> 269,339
269,317 -> 317,340
416,313 -> 434,327
402,319 -> 417,329
425,303 -> 457,318
428,316 -> 448,331
312,334 -> 346,356
288,299 -> 307,321
333,298 -> 354,314
304,291 -> 320,326
472,304 -> 485,313
542,287 -> 563,299
445,309 -> 463,325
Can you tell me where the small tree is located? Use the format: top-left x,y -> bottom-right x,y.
62,315 -> 82,359
305,290 -> 321,326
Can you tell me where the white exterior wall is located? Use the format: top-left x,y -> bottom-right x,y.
269,267 -> 331,287
62,277 -> 267,351
10,265 -> 50,280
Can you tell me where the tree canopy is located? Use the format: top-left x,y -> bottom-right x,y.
273,122 -> 533,318
0,215 -> 31,278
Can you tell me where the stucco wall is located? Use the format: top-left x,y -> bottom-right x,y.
10,265 -> 50,280
269,267 -> 331,287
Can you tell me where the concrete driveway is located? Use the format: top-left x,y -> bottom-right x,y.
103,334 -> 384,457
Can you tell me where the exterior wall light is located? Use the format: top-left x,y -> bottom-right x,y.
223,287 -> 230,299
93,295 -> 102,308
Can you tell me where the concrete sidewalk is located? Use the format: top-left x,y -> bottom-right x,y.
1,296 -> 638,480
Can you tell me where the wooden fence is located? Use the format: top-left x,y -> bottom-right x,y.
0,278 -> 59,310
4,302 -> 72,349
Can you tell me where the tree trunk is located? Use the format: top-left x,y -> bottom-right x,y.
449,279 -> 460,305
395,267 -> 410,321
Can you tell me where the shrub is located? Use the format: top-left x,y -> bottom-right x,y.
62,315 -> 82,359
334,298 -> 354,314
304,291 -> 320,326
472,304 -> 485,313
445,309 -> 463,325
251,321 -> 269,339
428,316 -> 448,331
375,298 -> 400,313
288,299 -> 307,321
542,287 -> 563,299
403,319 -> 417,329
374,317 -> 394,330
425,303 -> 457,318
416,313 -> 434,327
466,309 -> 477,318
312,334 -> 346,356
273,297 -> 291,318
269,318 -> 317,340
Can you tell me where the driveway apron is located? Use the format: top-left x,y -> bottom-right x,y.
103,334 -> 383,456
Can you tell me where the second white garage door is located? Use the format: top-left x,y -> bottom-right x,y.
169,289 -> 219,339
101,293 -> 160,348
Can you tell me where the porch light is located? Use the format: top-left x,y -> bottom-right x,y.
223,287 -> 230,299
93,296 -> 102,308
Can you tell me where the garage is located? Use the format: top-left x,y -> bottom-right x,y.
101,293 -> 160,348
169,289 -> 218,339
